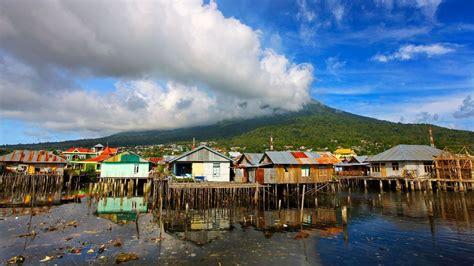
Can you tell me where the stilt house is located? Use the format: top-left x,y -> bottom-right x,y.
367,145 -> 442,178
169,146 -> 232,182
256,151 -> 340,184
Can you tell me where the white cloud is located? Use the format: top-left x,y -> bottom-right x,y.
296,0 -> 316,22
453,95 -> 474,119
325,56 -> 346,76
0,0 -> 314,137
345,93 -> 473,131
373,43 -> 454,62
375,0 -> 442,20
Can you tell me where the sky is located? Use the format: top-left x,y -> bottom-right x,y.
0,0 -> 473,145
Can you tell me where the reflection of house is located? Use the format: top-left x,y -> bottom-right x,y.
0,150 -> 67,175
234,153 -> 264,183
367,145 -> 442,178
169,146 -> 232,181
334,148 -> 357,160
257,151 -> 340,184
100,151 -> 151,179
335,156 -> 369,176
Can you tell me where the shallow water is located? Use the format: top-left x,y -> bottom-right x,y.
1,190 -> 473,265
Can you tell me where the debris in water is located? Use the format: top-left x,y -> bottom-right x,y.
39,256 -> 54,262
18,231 -> 37,238
110,239 -> 122,247
87,249 -> 95,254
294,231 -> 309,240
7,255 -> 25,264
99,255 -> 108,261
115,252 -> 139,264
65,237 -> 73,241
69,247 -> 82,255
98,244 -> 106,253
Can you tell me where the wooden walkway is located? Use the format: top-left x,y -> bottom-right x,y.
168,182 -> 265,189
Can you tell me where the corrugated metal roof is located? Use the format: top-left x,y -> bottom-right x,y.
0,150 -> 67,164
244,153 -> 263,165
264,151 -> 339,165
353,156 -> 368,163
367,145 -> 442,162
169,145 -> 232,163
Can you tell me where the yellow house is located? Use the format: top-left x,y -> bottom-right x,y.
334,148 -> 357,160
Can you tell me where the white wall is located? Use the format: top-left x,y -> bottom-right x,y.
100,163 -> 149,178
371,161 -> 432,178
202,162 -> 230,182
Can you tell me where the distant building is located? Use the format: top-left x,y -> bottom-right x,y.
367,145 -> 442,178
63,147 -> 96,161
0,150 -> 68,175
79,147 -> 119,173
256,151 -> 340,184
100,151 -> 151,179
169,146 -> 232,182
234,153 -> 264,183
334,148 -> 357,160
335,156 -> 369,176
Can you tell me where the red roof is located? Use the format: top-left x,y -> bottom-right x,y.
82,154 -> 111,162
101,147 -> 118,155
64,147 -> 93,153
147,157 -> 163,164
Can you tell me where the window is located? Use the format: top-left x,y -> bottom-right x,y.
134,164 -> 139,174
392,162 -> 399,171
96,164 -> 101,170
283,165 -> 289,172
213,163 -> 220,177
371,164 -> 380,173
301,166 -> 310,177
424,162 -> 433,173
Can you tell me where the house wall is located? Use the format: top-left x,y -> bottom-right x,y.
100,163 -> 149,178
260,165 -> 333,184
174,162 -> 231,181
370,161 -> 433,178
4,162 -> 65,175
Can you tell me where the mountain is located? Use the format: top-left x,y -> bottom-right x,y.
2,101 -> 473,154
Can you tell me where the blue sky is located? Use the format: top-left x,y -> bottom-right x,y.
0,0 -> 473,145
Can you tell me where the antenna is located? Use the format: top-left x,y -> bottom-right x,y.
428,126 -> 435,148
270,135 -> 274,151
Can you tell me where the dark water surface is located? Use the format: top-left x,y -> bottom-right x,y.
1,190 -> 473,265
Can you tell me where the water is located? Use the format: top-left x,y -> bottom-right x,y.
0,190 -> 473,265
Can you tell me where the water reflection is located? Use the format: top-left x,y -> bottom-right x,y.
96,197 -> 147,224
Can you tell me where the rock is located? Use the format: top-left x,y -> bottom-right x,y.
111,239 -> 122,247
7,255 -> 25,264
115,252 -> 139,264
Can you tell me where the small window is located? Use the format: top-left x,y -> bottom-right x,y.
424,162 -> 433,173
96,164 -> 101,170
283,165 -> 289,172
392,163 -> 399,171
213,163 -> 220,177
134,164 -> 139,174
371,164 -> 380,173
301,166 -> 310,177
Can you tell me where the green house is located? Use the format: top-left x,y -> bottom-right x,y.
100,151 -> 150,179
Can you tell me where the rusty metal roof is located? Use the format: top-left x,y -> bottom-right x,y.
244,153 -> 264,165
264,151 -> 339,165
0,150 -> 68,164
367,145 -> 442,162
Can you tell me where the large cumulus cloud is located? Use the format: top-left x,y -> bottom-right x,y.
0,0 -> 313,137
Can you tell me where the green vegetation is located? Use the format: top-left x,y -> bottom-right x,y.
2,101 -> 473,154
